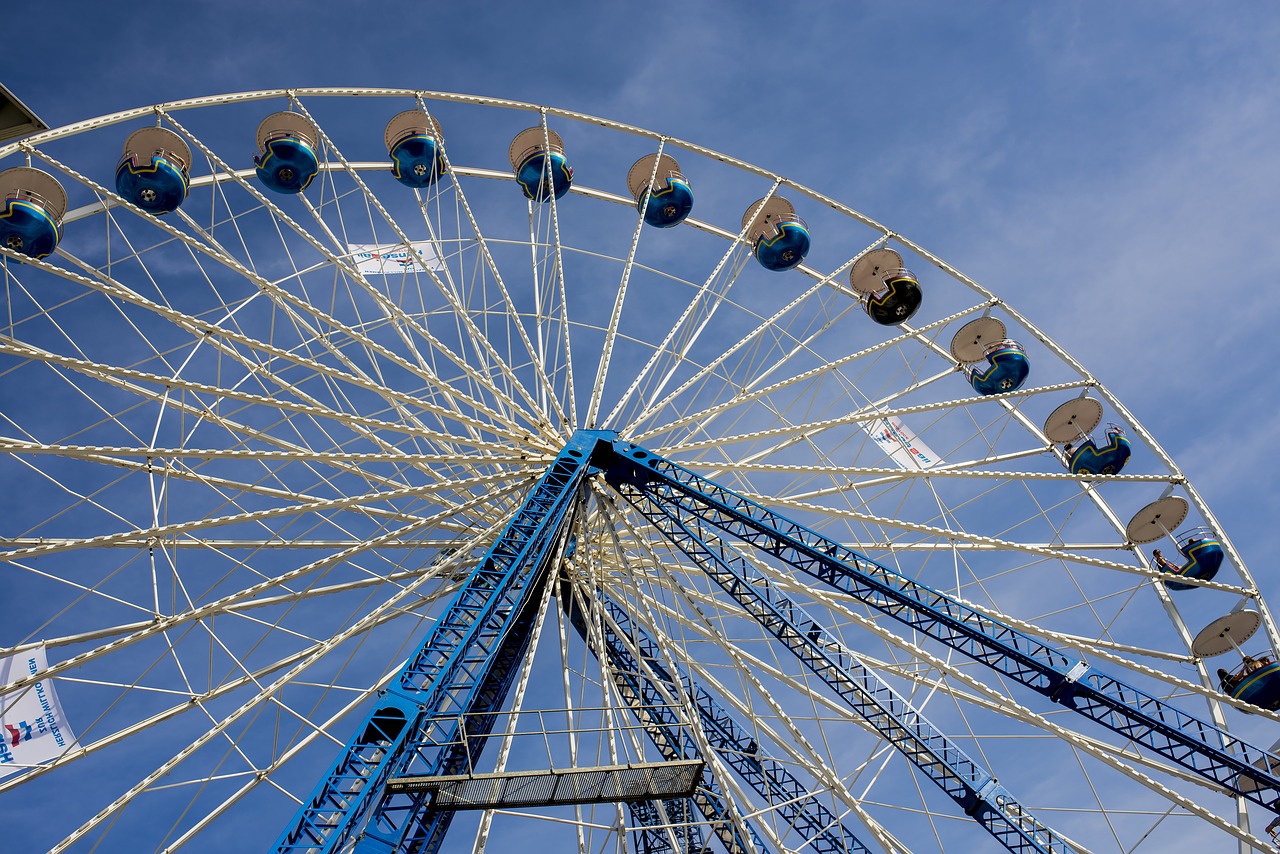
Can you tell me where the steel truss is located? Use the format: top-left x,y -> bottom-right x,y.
272,431 -> 607,853
602,440 -> 1280,813
274,432 -> 1280,854
564,587 -> 877,854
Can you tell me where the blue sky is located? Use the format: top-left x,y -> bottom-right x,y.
5,2 -> 1280,850
10,1 -> 1276,555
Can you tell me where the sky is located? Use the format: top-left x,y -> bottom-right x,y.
8,0 -> 1277,555
4,2 -> 1280,850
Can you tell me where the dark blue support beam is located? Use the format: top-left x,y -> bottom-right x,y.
583,604 -> 768,854
571,586 -> 877,854
612,477 -> 1071,854
383,589 -> 543,853
627,798 -> 709,854
272,430 -> 613,854
604,440 -> 1280,813
275,432 -> 1280,854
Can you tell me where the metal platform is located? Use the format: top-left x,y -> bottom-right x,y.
387,759 -> 704,809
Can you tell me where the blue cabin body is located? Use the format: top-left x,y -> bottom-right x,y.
637,178 -> 693,228
754,222 -> 810,272
515,151 -> 573,201
390,135 -> 445,188
1163,537 -> 1226,591
1231,660 -> 1280,710
0,198 -> 61,259
115,154 -> 188,215
866,274 -> 923,325
1068,430 -> 1132,476
967,344 -> 1030,395
255,137 -> 319,195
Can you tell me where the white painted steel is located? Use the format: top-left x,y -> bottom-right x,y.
0,89 -> 1272,854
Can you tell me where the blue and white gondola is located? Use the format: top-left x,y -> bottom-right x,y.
1066,425 -> 1132,476
1044,397 -> 1132,475
0,167 -> 68,260
627,152 -> 693,228
254,111 -> 320,195
509,127 -> 573,202
742,196 -> 809,272
1160,527 -> 1227,591
1126,496 -> 1226,591
115,126 -> 191,215
951,316 -> 1028,395
385,110 -> 445,188
1193,611 -> 1280,712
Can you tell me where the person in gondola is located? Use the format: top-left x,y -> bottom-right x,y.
1218,668 -> 1237,693
1246,654 -> 1276,674
1152,549 -> 1180,574
1266,813 -> 1280,847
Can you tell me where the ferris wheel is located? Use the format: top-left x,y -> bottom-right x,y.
1,88 -> 1279,854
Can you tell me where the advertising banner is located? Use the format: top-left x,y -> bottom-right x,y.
865,416 -> 942,470
348,241 -> 443,275
0,646 -> 78,778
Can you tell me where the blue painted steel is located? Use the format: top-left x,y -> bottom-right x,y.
627,797 -> 708,854
1231,660 -> 1280,710
272,430 -> 612,854
967,342 -> 1030,395
865,273 -> 923,325
1066,428 -> 1131,476
380,589 -> 544,852
563,594 -> 767,854
637,178 -> 694,228
610,473 -> 1067,854
1162,536 -> 1226,591
609,676 -> 757,850
575,592 -> 876,854
515,150 -> 573,201
115,154 -> 188,214
276,434 -> 1280,854
754,221 -> 810,271
255,137 -> 320,194
389,135 -> 444,188
603,440 -> 1280,814
0,198 -> 60,259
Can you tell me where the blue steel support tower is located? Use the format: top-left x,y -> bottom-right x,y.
274,431 -> 1280,854
273,431 -> 610,853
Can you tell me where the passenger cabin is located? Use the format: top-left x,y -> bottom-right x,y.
116,127 -> 191,215
1193,611 -> 1280,711
509,127 -> 573,202
1043,397 -> 1131,475
850,248 -> 922,324
742,197 -> 809,271
964,340 -> 1029,395
1160,527 -> 1226,591
1049,399 -> 1131,478
1065,425 -> 1131,476
950,317 -> 1028,395
385,111 -> 445,188
254,111 -> 320,195
1125,497 -> 1224,591
0,167 -> 67,259
1221,657 -> 1280,710
627,153 -> 693,228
